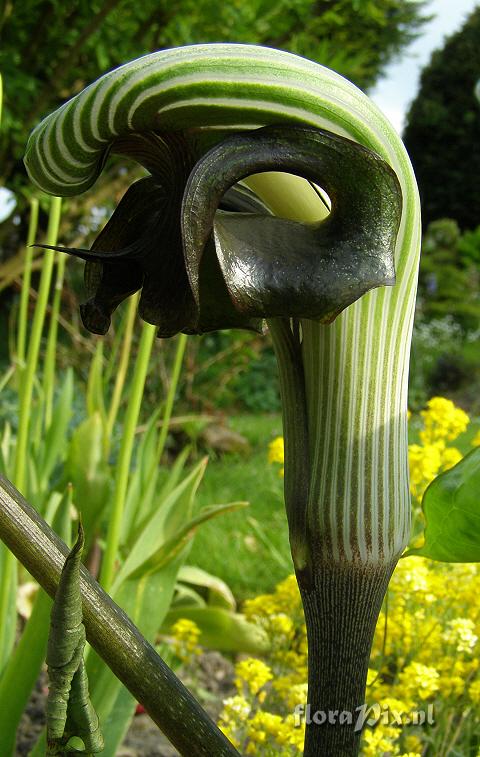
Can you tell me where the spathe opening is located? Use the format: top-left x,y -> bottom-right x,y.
241,171 -> 331,223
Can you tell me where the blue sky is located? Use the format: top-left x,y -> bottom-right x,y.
371,0 -> 478,133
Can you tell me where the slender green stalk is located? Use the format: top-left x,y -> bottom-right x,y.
14,195 -> 62,491
104,292 -> 139,456
100,321 -> 156,591
0,196 -> 61,665
86,339 -> 106,422
0,475 -> 239,757
156,333 -> 187,463
16,197 -> 39,369
42,248 -> 67,427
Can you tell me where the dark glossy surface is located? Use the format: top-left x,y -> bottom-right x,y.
38,125 -> 401,337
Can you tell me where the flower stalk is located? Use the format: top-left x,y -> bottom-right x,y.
22,44 -> 421,755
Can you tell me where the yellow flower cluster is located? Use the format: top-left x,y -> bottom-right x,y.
409,396 -> 468,500
219,556 -> 480,756
268,436 -> 285,477
170,618 -> 202,664
218,577 -> 307,755
419,396 -> 469,444
218,656 -> 305,755
235,658 -> 273,697
367,556 -> 480,755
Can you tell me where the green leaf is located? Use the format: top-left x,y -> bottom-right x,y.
120,407 -> 162,542
0,544 -> 17,676
162,607 -> 270,655
39,368 -> 74,489
0,486 -> 74,754
176,565 -> 236,611
126,446 -> 191,542
123,502 -> 247,583
86,342 -> 107,421
405,447 -> 480,562
65,413 -> 111,538
112,458 -> 207,589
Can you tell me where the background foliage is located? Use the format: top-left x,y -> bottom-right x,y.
0,0 -> 428,191
403,6 -> 480,230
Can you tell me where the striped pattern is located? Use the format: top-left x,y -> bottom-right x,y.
24,43 -> 421,565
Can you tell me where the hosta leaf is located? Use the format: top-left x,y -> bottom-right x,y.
176,565 -> 236,611
405,448 -> 480,562
162,607 -> 270,655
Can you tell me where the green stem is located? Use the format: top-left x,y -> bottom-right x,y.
0,196 -> 61,665
156,333 -> 187,463
104,292 -> 138,456
16,197 -> 39,370
14,195 -> 62,491
100,321 -> 156,591
0,475 -> 239,757
43,249 -> 66,428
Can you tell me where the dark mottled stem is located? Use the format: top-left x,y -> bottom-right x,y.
298,560 -> 394,757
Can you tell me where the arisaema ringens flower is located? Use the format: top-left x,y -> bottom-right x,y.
24,44 -> 421,757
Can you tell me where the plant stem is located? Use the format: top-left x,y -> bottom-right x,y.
16,197 -> 39,369
104,292 -> 138,456
298,561 -> 394,756
156,332 -> 187,463
0,196 -> 61,665
43,248 -> 66,427
100,321 -> 156,591
268,317 -> 310,574
269,315 -> 397,755
14,195 -> 62,490
0,475 -> 240,757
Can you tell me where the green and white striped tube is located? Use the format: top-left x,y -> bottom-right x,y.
24,43 -> 421,567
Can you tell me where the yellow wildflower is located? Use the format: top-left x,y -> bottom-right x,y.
420,396 -> 469,444
218,532 -> 480,757
170,618 -> 201,663
403,734 -> 423,754
268,436 -> 285,477
444,618 -> 478,653
408,442 -> 442,499
468,679 -> 480,703
235,658 -> 273,697
362,723 -> 399,757
439,445 -> 462,471
398,662 -> 440,701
